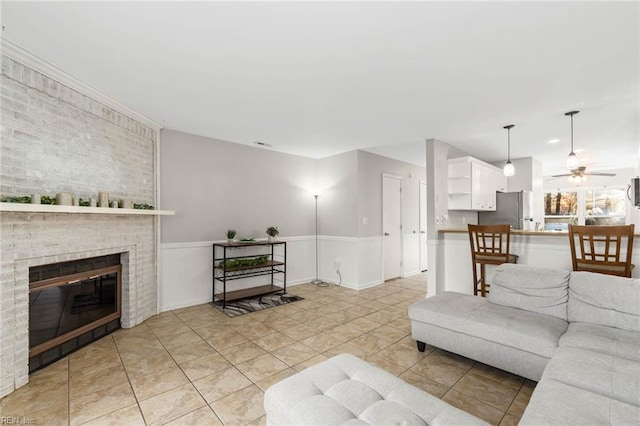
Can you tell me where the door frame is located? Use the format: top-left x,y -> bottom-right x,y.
382,173 -> 404,281
419,180 -> 428,272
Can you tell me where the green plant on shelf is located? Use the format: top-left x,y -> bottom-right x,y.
1,196 -> 32,203
133,203 -> 154,210
226,229 -> 237,239
218,255 -> 270,269
40,195 -> 55,205
266,226 -> 279,237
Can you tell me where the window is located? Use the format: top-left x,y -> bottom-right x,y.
544,186 -> 627,229
544,191 -> 578,231
584,188 -> 626,225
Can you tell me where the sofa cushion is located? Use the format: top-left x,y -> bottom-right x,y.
540,346 -> 640,407
568,271 -> 640,332
408,292 -> 568,358
560,322 -> 640,362
520,378 -> 640,426
263,353 -> 488,425
488,264 -> 570,320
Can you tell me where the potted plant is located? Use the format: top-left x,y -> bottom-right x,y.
226,229 -> 237,243
266,226 -> 279,242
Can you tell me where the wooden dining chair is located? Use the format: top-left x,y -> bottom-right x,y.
468,224 -> 518,297
568,224 -> 635,277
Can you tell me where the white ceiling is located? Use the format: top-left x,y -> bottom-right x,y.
2,1 -> 638,175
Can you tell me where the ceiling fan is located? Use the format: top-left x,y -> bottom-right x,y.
551,166 -> 616,184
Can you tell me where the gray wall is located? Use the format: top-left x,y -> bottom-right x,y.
160,129 -> 317,243
356,150 -> 426,238
316,151 -> 359,237
160,133 -> 427,242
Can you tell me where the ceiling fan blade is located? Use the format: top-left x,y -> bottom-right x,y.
550,173 -> 572,178
584,172 -> 616,177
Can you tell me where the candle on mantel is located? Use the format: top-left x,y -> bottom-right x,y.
55,193 -> 72,206
98,192 -> 109,208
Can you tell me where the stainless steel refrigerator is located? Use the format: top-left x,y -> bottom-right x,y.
478,191 -> 533,230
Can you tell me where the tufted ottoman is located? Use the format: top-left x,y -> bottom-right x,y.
263,353 -> 488,425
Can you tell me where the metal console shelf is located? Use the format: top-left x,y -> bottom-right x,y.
212,241 -> 287,308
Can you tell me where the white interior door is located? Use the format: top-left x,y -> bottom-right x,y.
419,180 -> 428,271
383,174 -> 403,280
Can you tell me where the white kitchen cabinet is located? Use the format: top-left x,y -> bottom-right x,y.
492,168 -> 508,193
447,157 -> 502,211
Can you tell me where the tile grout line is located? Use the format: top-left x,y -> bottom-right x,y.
111,332 -> 150,426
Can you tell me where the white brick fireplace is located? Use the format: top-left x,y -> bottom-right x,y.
0,43 -> 163,398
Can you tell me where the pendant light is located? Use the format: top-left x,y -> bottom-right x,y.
565,110 -> 580,171
503,124 -> 515,177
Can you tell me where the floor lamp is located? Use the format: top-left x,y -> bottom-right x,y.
312,193 -> 329,287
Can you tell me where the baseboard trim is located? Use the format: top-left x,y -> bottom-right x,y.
358,279 -> 385,290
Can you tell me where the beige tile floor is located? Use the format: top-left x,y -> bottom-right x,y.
0,274 -> 535,425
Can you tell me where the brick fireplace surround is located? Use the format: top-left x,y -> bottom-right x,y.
0,51 -> 160,398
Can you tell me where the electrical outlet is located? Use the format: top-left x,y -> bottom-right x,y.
334,260 -> 341,271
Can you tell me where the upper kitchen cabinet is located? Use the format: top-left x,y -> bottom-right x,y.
447,156 -> 504,211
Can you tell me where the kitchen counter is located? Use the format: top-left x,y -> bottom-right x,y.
432,227 -> 640,296
439,228 -> 568,236
438,228 -> 640,237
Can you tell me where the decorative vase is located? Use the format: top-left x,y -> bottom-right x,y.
98,191 -> 109,208
268,235 -> 275,242
55,193 -> 72,206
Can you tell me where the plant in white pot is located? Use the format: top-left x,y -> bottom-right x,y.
226,229 -> 237,243
266,226 -> 279,242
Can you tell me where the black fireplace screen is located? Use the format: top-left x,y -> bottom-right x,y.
29,271 -> 119,348
28,255 -> 122,372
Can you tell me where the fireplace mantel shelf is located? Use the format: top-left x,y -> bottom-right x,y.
0,203 -> 175,216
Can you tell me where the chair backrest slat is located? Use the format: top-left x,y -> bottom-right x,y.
568,224 -> 635,277
468,224 -> 511,263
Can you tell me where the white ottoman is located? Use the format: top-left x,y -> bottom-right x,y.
264,353 -> 488,425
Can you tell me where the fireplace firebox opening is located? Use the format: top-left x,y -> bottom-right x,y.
28,254 -> 122,373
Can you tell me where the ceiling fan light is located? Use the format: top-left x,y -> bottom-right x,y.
568,174 -> 585,185
566,152 -> 580,171
503,161 -> 515,177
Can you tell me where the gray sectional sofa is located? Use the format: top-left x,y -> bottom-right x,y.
410,264 -> 640,425
264,264 -> 639,425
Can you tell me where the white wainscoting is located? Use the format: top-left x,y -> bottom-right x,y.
426,239 -> 441,298
159,235 -> 387,312
402,233 -> 421,277
319,236 -> 384,290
